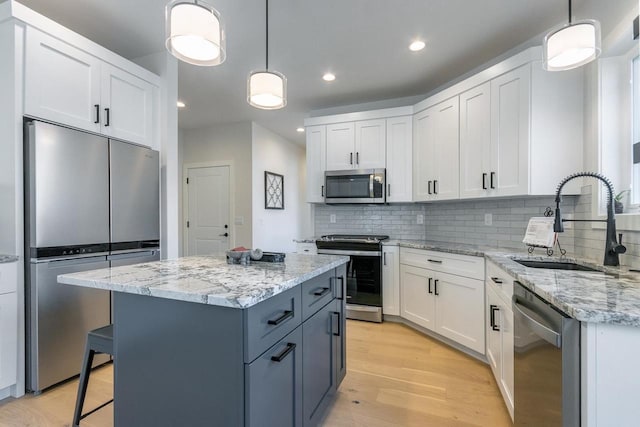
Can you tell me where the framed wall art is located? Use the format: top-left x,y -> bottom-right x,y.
264,171 -> 284,209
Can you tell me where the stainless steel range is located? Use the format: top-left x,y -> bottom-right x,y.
316,234 -> 388,323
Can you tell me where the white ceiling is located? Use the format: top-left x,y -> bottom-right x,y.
15,0 -> 639,145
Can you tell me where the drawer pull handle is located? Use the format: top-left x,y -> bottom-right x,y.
313,287 -> 331,297
271,342 -> 296,362
267,310 -> 294,325
491,277 -> 503,284
427,259 -> 442,264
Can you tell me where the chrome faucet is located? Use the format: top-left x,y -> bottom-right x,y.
554,172 -> 626,266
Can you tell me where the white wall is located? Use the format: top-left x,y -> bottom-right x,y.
182,122 -> 253,248
251,123 -> 307,253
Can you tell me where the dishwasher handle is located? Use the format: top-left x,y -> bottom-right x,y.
513,296 -> 562,348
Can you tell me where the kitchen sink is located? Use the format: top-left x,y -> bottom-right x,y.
513,259 -> 600,272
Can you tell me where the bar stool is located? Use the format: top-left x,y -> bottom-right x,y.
72,324 -> 114,426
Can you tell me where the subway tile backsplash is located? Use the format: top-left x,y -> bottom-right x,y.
315,197 -> 577,254
314,191 -> 640,268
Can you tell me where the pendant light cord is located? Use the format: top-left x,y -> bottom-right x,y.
265,0 -> 269,70
568,0 -> 572,24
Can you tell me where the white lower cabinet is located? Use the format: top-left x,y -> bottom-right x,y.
486,266 -> 515,421
399,254 -> 485,354
0,292 -> 18,390
382,246 -> 400,316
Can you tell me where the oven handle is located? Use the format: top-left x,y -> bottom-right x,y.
513,296 -> 561,348
317,249 -> 381,256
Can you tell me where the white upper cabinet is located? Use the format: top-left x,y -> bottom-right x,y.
24,27 -> 158,148
325,120 -> 386,171
354,119 -> 386,169
306,125 -> 327,203
413,97 -> 459,201
385,116 -> 412,203
459,82 -> 492,198
25,28 -> 102,133
489,65 -> 530,197
101,64 -> 154,146
326,123 -> 355,171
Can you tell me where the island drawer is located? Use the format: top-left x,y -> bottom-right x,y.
301,269 -> 335,321
244,286 -> 302,363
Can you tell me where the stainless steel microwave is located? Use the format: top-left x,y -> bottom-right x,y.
324,169 -> 386,204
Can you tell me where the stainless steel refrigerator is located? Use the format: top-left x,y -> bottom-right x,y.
25,120 -> 160,393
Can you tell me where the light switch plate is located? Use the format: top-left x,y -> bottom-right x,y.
330,214 -> 336,223
234,216 -> 244,225
484,213 -> 492,226
417,214 -> 424,225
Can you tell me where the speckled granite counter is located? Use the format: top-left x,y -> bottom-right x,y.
385,239 -> 640,326
0,254 -> 18,263
58,253 -> 349,308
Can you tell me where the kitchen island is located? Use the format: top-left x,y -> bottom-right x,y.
58,253 -> 349,427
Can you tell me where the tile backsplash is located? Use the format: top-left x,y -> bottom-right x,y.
314,204 -> 427,240
315,197 -> 577,254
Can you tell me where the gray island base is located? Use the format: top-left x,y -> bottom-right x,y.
58,254 -> 348,427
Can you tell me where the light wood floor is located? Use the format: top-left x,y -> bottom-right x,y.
0,321 -> 512,427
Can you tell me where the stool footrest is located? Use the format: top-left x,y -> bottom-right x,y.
79,398 -> 114,421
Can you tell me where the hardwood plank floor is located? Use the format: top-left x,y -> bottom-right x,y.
0,320 -> 512,426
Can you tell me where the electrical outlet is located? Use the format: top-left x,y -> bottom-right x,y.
330,214 -> 336,223
484,213 -> 493,226
417,214 -> 424,225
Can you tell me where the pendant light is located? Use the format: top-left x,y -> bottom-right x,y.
165,0 -> 226,66
543,0 -> 601,71
248,0 -> 287,109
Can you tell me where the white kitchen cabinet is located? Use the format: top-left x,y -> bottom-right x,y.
400,250 -> 485,354
435,271 -> 485,354
400,264 -> 435,330
354,119 -> 386,169
100,63 -> 154,146
305,125 -> 327,203
0,292 -> 17,391
460,62 -> 583,199
385,116 -> 412,202
25,27 -> 102,133
413,97 -> 459,202
24,27 -> 157,148
326,123 -> 355,171
382,245 -> 400,316
485,261 -> 515,421
326,120 -> 386,171
459,82 -> 492,198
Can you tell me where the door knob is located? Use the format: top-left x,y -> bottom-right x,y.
219,233 -> 229,237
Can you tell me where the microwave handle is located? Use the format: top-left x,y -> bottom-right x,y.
369,174 -> 374,197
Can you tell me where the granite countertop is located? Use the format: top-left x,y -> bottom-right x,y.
0,254 -> 19,264
58,253 -> 349,309
385,239 -> 640,326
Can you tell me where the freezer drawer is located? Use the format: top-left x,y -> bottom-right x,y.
26,121 -> 110,248
27,256 -> 110,392
109,140 -> 160,244
108,250 -> 160,267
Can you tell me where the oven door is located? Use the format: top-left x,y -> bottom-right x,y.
324,169 -> 385,203
344,253 -> 382,307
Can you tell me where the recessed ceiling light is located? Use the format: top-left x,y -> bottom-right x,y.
322,73 -> 336,82
296,127 -> 305,133
409,40 -> 426,52
177,101 -> 186,108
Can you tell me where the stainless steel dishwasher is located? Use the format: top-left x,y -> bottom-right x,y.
512,281 -> 580,426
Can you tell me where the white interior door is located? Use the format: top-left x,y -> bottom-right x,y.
185,165 -> 231,256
